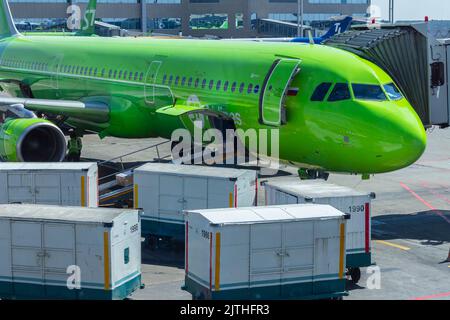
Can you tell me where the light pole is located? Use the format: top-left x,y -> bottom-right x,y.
297,0 -> 304,37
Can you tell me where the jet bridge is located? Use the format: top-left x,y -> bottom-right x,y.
324,21 -> 450,128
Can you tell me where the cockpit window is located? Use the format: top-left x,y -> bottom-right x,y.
311,82 -> 332,101
352,84 -> 387,101
328,83 -> 351,102
384,83 -> 403,100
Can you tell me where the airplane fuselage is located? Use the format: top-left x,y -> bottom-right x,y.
0,35 -> 427,174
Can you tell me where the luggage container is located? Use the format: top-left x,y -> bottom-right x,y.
263,178 -> 375,283
0,204 -> 142,300
0,163 -> 98,207
134,163 -> 257,242
183,204 -> 349,300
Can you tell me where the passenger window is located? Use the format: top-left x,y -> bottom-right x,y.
195,78 -> 200,88
84,68 -> 88,75
175,76 -> 180,85
216,80 -> 222,91
123,71 -> 128,79
113,70 -> 117,78
108,70 -> 112,78
118,70 -> 122,78
239,83 -> 245,93
311,82 -> 332,101
247,83 -> 253,94
162,74 -> 167,84
254,85 -> 260,94
168,75 -> 173,85
188,77 -> 193,87
209,80 -> 214,90
89,67 -> 93,76
328,83 -> 351,102
129,72 -> 133,80
352,84 -> 387,101
224,81 -> 229,91
202,79 -> 207,89
80,67 -> 84,74
134,72 -> 138,81
182,77 -> 186,86
93,68 -> 97,76
101,68 -> 105,77
139,72 -> 144,81
231,82 -> 237,92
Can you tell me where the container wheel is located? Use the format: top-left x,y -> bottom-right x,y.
349,267 -> 361,284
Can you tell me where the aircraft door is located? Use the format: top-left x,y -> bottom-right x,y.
259,59 -> 301,126
145,61 -> 162,104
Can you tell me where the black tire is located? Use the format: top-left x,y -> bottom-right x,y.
349,267 -> 361,284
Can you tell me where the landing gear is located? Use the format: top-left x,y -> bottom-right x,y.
298,168 -> 330,181
347,267 -> 361,284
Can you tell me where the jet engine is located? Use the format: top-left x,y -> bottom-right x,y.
0,118 -> 67,162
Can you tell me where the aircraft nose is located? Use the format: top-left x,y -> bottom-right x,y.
377,106 -> 427,171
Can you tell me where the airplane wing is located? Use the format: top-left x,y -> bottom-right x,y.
0,96 -> 109,123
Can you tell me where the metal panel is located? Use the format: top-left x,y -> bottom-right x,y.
34,173 -> 61,205
250,223 -> 282,287
7,173 -> 34,203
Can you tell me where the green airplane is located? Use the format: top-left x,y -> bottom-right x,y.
22,0 -> 97,37
0,0 -> 426,177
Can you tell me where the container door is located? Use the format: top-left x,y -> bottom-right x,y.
250,223 -> 282,297
7,173 -> 34,204
259,59 -> 301,126
159,174 -> 184,223
34,173 -> 61,205
207,179 -> 234,208
10,221 -> 45,298
183,177 -> 207,211
60,172 -> 82,206
43,223 -> 76,298
281,222 -> 314,296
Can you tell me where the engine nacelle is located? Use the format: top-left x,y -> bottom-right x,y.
0,118 -> 67,162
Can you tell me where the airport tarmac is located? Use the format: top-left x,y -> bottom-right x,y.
81,128 -> 450,300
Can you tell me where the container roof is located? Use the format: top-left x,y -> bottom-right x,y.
0,204 -> 135,224
0,162 -> 96,171
135,163 -> 255,178
186,204 -> 345,225
264,178 -> 368,198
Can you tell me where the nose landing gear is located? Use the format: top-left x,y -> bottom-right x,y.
298,168 -> 330,181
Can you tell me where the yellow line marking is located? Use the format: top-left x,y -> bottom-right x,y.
80,176 -> 86,207
338,223 -> 345,279
103,232 -> 110,290
375,240 -> 411,251
134,184 -> 138,209
215,232 -> 221,291
229,192 -> 233,208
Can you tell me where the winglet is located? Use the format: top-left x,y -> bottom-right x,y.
78,0 -> 97,36
0,0 -> 20,38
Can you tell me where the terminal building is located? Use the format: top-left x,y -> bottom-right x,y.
11,0 -> 371,37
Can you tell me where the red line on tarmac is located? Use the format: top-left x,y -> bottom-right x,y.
400,182 -> 450,224
411,291 -> 450,300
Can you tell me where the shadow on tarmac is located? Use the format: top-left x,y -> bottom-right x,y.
372,210 -> 450,245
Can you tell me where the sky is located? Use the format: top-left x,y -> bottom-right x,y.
371,0 -> 450,21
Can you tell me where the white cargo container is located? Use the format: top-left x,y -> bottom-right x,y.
134,163 -> 257,241
184,204 -> 349,300
263,178 -> 375,283
0,163 -> 98,207
0,204 -> 142,300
